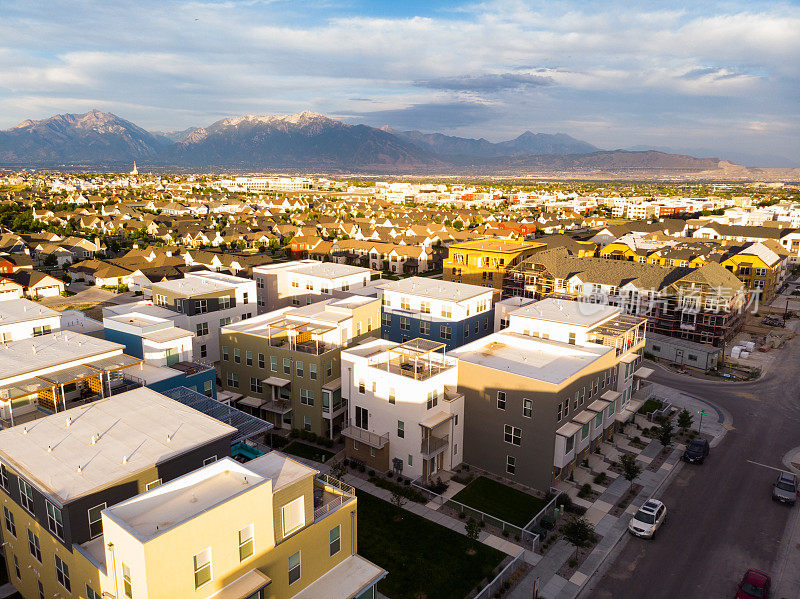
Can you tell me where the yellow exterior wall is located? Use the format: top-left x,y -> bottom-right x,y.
443,240 -> 542,291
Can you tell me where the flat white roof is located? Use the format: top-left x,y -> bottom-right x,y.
0,331 -> 124,381
293,262 -> 371,280
379,276 -> 493,303
510,298 -> 619,328
185,270 -> 254,287
225,297 -> 376,336
0,387 -> 236,503
0,298 -> 60,325
450,331 -> 612,385
102,301 -> 179,320
150,276 -> 234,296
291,555 -> 386,599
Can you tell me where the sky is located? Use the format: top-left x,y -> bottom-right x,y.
1,0 -> 799,165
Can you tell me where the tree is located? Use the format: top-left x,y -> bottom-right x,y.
465,517 -> 480,543
620,453 -> 642,486
657,417 -> 674,447
390,488 -> 407,510
330,460 -> 347,481
561,516 -> 597,559
677,408 -> 694,435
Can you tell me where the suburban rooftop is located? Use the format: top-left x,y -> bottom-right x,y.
0,298 -> 60,326
450,239 -> 542,252
0,388 -> 236,503
379,276 -> 493,302
510,297 -> 620,328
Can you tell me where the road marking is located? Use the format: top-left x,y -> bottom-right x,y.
746,459 -> 795,474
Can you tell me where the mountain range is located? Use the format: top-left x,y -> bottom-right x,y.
0,109 -> 795,179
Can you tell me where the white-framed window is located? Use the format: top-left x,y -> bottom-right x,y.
288,551 -> 301,585
226,372 -> 238,388
193,548 -> 212,589
122,562 -> 133,597
496,391 -> 506,410
0,463 -> 8,491
88,502 -> 106,539
420,320 -> 430,335
300,389 -> 315,406
46,501 -> 64,540
400,317 -> 411,331
146,479 -> 162,491
55,554 -> 71,592
86,584 -> 101,599
330,525 -> 341,556
28,529 -> 41,562
506,455 -> 516,475
18,478 -> 34,513
382,313 -> 392,327
196,322 -> 208,336
397,420 -> 404,438
250,377 -> 264,394
282,496 -> 305,537
523,398 -> 533,418
3,506 -> 15,537
420,301 -> 431,314
440,325 -> 451,340
309,363 -> 317,380
389,388 -> 396,404
504,425 -> 521,446
427,390 -> 438,410
239,524 -> 254,562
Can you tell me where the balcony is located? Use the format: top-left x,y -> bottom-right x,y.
420,433 -> 449,458
341,426 -> 389,449
588,314 -> 647,356
314,473 -> 356,521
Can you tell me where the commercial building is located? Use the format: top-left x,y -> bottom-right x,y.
0,299 -> 62,344
443,239 -> 543,292
450,298 -> 649,490
378,277 -> 495,350
150,270 -> 257,362
253,260 -> 373,313
340,338 -> 464,481
219,296 -> 381,437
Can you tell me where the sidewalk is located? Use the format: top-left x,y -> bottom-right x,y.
649,382 -> 730,446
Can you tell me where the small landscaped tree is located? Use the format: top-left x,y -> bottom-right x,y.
657,417 -> 674,447
465,517 -> 480,543
620,453 -> 642,489
390,488 -> 407,511
677,408 -> 694,436
561,516 -> 597,560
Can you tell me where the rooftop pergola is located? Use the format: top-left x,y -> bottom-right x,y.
378,338 -> 452,381
265,318 -> 337,353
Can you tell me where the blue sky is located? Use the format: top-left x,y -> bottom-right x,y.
1,0 -> 799,165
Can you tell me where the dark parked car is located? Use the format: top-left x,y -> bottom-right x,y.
683,438 -> 709,464
735,568 -> 770,598
771,472 -> 797,505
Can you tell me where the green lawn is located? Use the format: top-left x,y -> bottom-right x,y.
451,476 -> 546,527
356,491 -> 505,599
638,398 -> 663,415
282,441 -> 335,463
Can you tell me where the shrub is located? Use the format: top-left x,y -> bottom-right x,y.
369,470 -> 376,477
368,476 -> 426,503
593,472 -> 608,485
396,476 -> 404,484
577,483 -> 593,499
514,533 -> 521,542
386,470 -> 393,478
358,465 -> 366,473
569,558 -> 578,568
540,515 -> 556,530
404,479 -> 410,486
289,429 -> 300,438
458,511 -> 467,520
502,529 -> 509,538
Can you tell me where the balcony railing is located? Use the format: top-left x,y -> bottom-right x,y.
420,434 -> 449,457
314,474 -> 355,521
341,426 -> 389,449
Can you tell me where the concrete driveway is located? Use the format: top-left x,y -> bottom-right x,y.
581,339 -> 800,599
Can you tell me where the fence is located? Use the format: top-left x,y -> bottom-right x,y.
472,550 -> 527,599
520,488 -> 563,550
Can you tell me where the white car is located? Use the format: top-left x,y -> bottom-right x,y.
628,499 -> 667,538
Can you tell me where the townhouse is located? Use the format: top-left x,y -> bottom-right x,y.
0,299 -> 62,344
151,271 -> 257,362
443,239 -> 543,292
218,297 -> 381,437
378,277 -> 495,350
340,338 -> 464,481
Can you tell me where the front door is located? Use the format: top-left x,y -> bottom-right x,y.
166,347 -> 179,366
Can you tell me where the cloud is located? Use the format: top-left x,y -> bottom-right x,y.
415,73 -> 553,92
352,101 -> 500,130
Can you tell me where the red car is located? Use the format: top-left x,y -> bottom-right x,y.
736,569 -> 770,598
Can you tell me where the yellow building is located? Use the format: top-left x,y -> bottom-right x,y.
443,239 -> 544,292
0,388 -> 384,599
721,243 -> 786,301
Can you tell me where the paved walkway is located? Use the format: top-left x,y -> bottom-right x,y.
0,583 -> 18,598
649,383 -> 730,445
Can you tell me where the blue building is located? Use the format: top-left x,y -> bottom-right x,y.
378,276 -> 496,350
103,306 -> 217,398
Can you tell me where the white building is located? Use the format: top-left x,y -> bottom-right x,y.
341,338 -> 464,481
253,260 -> 373,313
0,298 -> 62,343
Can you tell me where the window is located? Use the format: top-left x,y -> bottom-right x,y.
13,554 -> 19,579
400,297 -> 410,310
222,346 -> 229,361
568,332 -> 576,345
195,299 -> 208,314
506,455 -> 516,475
557,402 -> 563,421
500,317 -> 509,329
282,497 -> 305,537
382,313 -> 392,327
196,322 -> 208,336
359,381 -> 365,394
440,325 -> 451,340
497,391 -> 506,410
200,344 -> 207,358
400,317 -> 410,331
296,361 -> 304,377
420,301 -> 431,314
397,420 -> 405,438
441,306 -> 452,318
388,388 -> 396,404
271,356 -> 278,371
33,325 -> 52,337
300,389 -> 315,406
420,320 -> 430,335
581,423 -> 590,440
86,585 -> 101,599
426,390 -> 438,410
146,479 -> 162,491
523,398 -> 533,418
204,456 -> 217,466
454,443 -> 458,455
258,353 -> 265,369
288,551 -> 301,585
0,464 -> 8,490
88,503 -> 105,539
327,361 -> 333,377
504,425 -> 521,446
234,348 -> 241,363
309,363 -> 317,380
283,358 -> 291,374
19,479 -> 34,513
565,434 -> 575,453
355,406 -> 369,429
3,506 -> 15,537
220,316 -> 231,326
246,350 -> 253,366
595,412 -> 603,428
193,548 -> 212,589
243,292 -> 249,304
38,581 -> 44,599
408,454 -> 413,466
607,401 -> 616,418
28,529 -> 41,562
250,377 -> 263,394
239,524 -> 254,562
329,524 -> 342,556
55,555 -> 71,592
227,372 -> 239,388
204,380 -> 213,397
220,296 -> 231,310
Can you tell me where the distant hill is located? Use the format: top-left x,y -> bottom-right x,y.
5,108 -> 791,179
0,109 -> 167,164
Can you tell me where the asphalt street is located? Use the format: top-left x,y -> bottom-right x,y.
582,338 -> 800,599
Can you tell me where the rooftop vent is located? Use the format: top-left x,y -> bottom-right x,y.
46,445 -> 52,453
65,417 -> 72,428
122,455 -> 128,465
